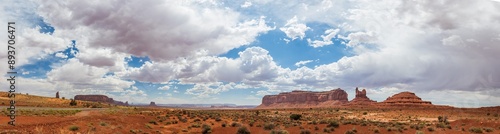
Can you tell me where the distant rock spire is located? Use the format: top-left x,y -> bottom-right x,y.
56,91 -> 60,99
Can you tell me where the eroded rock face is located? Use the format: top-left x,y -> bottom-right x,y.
74,95 -> 114,103
149,101 -> 157,106
349,87 -> 376,105
383,91 -> 431,105
257,88 -> 348,108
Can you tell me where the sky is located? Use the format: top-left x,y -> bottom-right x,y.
1,0 -> 500,107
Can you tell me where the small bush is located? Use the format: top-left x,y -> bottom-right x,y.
363,112 -> 367,115
149,120 -> 158,125
202,124 -> 212,134
290,114 -> 302,120
374,128 -> 380,133
237,126 -> 251,134
264,122 -> 275,130
483,127 -> 494,132
469,127 -> 483,133
344,130 -> 355,134
327,120 -> 340,128
69,125 -> 79,131
100,122 -> 107,126
270,129 -> 289,134
416,130 -> 424,134
427,127 -> 435,132
69,99 -> 77,106
231,122 -> 241,127
300,129 -> 311,134
221,123 -> 227,127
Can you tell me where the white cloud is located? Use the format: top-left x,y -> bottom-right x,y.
36,0 -> 273,61
280,16 -> 310,41
307,28 -> 340,47
54,52 -> 68,58
158,85 -> 170,90
241,1 -> 252,8
294,60 -> 313,67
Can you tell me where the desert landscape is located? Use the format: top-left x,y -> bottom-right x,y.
1,89 -> 499,134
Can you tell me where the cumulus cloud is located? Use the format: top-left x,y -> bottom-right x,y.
36,0 -> 273,61
294,60 -> 313,67
307,28 -> 340,47
241,1 -> 252,8
280,16 -> 310,41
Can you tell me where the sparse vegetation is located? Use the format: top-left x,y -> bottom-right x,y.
236,126 -> 251,134
69,125 -> 79,131
469,127 -> 483,133
290,114 -> 302,120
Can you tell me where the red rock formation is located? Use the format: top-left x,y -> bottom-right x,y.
382,91 -> 431,105
257,88 -> 348,108
74,95 -> 114,103
149,101 -> 157,107
55,91 -> 60,99
349,87 -> 376,105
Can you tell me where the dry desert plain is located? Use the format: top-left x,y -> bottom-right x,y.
1,92 -> 499,134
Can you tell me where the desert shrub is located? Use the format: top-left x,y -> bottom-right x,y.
192,123 -> 201,128
427,127 -> 435,132
314,126 -> 319,130
436,122 -> 445,128
300,129 -> 311,134
100,122 -> 107,126
231,122 -> 241,127
69,125 -> 79,131
215,117 -> 222,122
416,130 -> 424,134
149,120 -> 158,125
319,119 -> 329,124
202,124 -> 212,134
344,130 -> 355,134
264,122 -> 275,130
270,129 -> 289,134
327,120 -> 340,128
323,127 -> 334,133
237,126 -> 251,134
469,127 -> 483,133
69,99 -> 77,106
373,128 -> 380,133
290,114 -> 302,120
221,123 -> 227,127
483,127 -> 494,132
363,112 -> 367,115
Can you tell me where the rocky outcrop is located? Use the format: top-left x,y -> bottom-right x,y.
149,101 -> 157,107
382,91 -> 431,105
349,87 -> 376,105
56,91 -> 60,99
257,88 -> 348,108
74,95 -> 114,103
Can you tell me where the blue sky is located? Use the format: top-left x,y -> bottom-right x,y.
2,0 -> 500,107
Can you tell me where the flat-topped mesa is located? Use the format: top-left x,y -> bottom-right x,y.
257,88 -> 348,108
74,95 -> 114,103
382,91 -> 431,105
349,87 -> 376,105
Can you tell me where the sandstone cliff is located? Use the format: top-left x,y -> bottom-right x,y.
74,95 -> 114,103
74,95 -> 127,106
348,87 -> 376,105
256,88 -> 348,108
